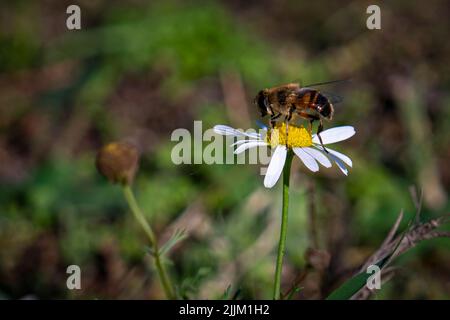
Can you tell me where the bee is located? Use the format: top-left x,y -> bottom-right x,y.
254,81 -> 341,151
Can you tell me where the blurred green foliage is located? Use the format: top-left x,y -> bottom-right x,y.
0,0 -> 449,299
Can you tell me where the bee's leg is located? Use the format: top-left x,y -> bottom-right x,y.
296,111 -> 317,134
284,116 -> 289,138
308,119 -> 314,134
317,119 -> 329,154
285,105 -> 296,137
270,113 -> 281,128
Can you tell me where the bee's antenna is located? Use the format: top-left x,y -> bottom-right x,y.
303,79 -> 352,88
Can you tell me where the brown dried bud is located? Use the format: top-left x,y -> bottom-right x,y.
96,142 -> 139,185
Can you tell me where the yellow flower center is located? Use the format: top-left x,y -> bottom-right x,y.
265,123 -> 313,148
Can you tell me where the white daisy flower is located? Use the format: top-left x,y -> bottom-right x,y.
213,123 -> 355,188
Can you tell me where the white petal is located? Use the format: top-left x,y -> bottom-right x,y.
234,141 -> 268,154
329,153 -> 348,175
315,146 -> 352,167
245,132 -> 261,139
213,125 -> 260,138
312,126 -> 355,144
302,147 -> 332,168
264,146 -> 287,188
328,149 -> 352,167
293,148 -> 319,172
231,139 -> 262,147
213,125 -> 240,136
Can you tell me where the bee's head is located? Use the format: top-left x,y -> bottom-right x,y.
318,102 -> 334,120
316,94 -> 334,120
254,89 -> 271,117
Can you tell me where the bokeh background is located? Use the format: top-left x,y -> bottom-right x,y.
0,0 -> 449,299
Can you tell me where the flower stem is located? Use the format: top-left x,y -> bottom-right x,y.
122,185 -> 176,299
273,150 -> 294,300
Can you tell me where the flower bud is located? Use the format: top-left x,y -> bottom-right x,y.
96,142 -> 139,185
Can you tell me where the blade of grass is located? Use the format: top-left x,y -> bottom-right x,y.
326,215 -> 414,300
326,256 -> 389,300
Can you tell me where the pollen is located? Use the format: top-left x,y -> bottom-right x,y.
266,123 -> 312,148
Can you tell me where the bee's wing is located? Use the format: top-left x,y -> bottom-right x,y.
301,79 -> 350,104
321,91 -> 343,104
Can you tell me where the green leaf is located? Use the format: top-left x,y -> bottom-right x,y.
326,213 -> 414,300
326,256 -> 389,300
219,285 -> 232,300
327,211 -> 414,300
285,286 -> 303,300
159,229 -> 187,257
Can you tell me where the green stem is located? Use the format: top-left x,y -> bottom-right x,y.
273,150 -> 294,300
122,185 -> 176,299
